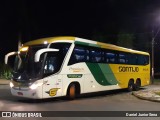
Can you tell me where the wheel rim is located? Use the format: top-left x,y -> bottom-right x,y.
128,84 -> 133,91
135,80 -> 140,90
128,81 -> 134,91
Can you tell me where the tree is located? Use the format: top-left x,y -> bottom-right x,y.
117,31 -> 134,49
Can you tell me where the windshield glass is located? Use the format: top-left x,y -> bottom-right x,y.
13,43 -> 71,81
13,45 -> 47,80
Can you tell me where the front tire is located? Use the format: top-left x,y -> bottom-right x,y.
67,84 -> 76,100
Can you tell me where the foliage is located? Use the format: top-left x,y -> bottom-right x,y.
0,62 -> 12,80
91,29 -> 117,44
117,31 -> 134,49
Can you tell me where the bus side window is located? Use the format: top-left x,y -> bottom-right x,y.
128,54 -> 137,65
144,56 -> 149,65
105,52 -> 116,63
86,50 -> 90,61
137,55 -> 149,65
118,53 -> 128,64
68,46 -> 87,65
90,50 -> 101,63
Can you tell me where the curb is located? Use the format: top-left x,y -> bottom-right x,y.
0,79 -> 10,85
132,91 -> 160,102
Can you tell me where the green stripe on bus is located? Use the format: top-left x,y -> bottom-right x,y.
86,63 -> 118,86
75,41 -> 100,47
99,64 -> 118,85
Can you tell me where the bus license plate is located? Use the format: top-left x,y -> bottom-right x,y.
17,92 -> 23,96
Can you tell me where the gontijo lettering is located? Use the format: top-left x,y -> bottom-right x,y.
119,66 -> 139,72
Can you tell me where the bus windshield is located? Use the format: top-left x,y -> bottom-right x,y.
12,43 -> 71,81
13,45 -> 47,81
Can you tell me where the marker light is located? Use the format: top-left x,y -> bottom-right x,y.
44,41 -> 48,44
20,46 -> 29,52
29,82 -> 43,90
10,82 -> 14,88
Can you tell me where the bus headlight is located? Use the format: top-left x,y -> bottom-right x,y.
29,82 -> 43,90
10,82 -> 14,88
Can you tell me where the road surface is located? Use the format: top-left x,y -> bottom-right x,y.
0,85 -> 160,120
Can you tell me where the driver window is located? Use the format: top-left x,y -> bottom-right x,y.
43,52 -> 60,76
44,57 -> 56,73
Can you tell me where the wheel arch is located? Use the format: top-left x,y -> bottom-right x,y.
62,81 -> 81,96
136,78 -> 141,85
129,78 -> 134,84
67,82 -> 81,96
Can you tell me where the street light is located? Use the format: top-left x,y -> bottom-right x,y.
151,27 -> 160,83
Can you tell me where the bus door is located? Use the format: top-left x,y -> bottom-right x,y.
42,52 -> 63,98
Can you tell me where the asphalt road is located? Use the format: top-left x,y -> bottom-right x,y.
0,85 -> 160,120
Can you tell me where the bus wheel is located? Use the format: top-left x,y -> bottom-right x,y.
128,80 -> 134,92
134,79 -> 141,91
68,84 -> 76,100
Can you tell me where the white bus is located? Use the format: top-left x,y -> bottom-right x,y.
5,36 -> 150,99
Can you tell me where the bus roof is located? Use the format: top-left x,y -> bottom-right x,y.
24,36 -> 76,46
23,36 -> 149,56
98,42 -> 149,55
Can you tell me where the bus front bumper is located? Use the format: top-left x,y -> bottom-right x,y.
10,87 -> 42,99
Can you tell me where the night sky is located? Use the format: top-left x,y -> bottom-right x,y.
1,0 -> 160,71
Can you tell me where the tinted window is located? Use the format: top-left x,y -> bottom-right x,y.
105,52 -> 116,63
90,49 -> 102,62
137,55 -> 149,65
118,53 -> 128,64
74,47 -> 86,62
128,54 -> 137,65
68,44 -> 149,66
69,46 -> 88,65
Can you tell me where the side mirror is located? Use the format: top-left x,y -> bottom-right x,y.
35,48 -> 59,62
5,52 -> 17,64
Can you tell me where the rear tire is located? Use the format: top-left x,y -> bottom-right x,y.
128,80 -> 134,92
134,79 -> 141,91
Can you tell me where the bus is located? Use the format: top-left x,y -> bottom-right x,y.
5,36 -> 150,99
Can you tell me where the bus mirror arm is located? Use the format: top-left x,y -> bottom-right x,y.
35,48 -> 59,62
5,52 -> 17,64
